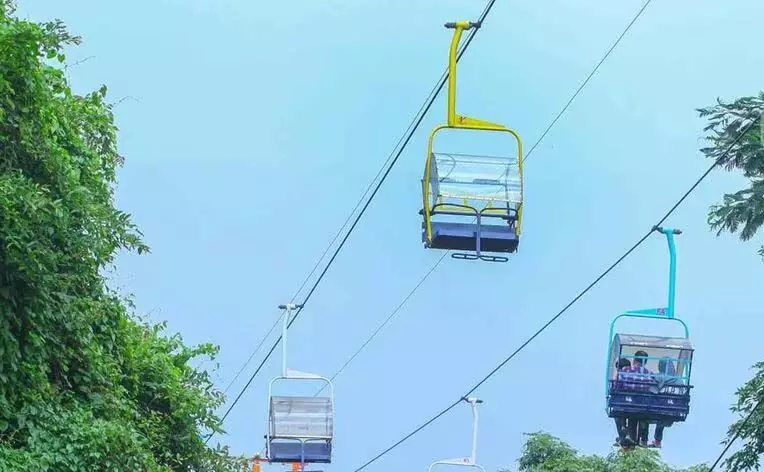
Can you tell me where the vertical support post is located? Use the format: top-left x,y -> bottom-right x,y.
470,400 -> 478,463
281,305 -> 290,377
464,397 -> 483,464
444,21 -> 479,127
656,227 -> 681,319
278,303 -> 302,377
665,231 -> 676,319
446,24 -> 464,127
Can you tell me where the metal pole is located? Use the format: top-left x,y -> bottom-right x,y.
278,304 -> 300,377
283,305 -> 290,377
446,23 -> 463,127
666,231 -> 676,319
471,401 -> 478,463
464,397 -> 482,463
655,227 -> 680,319
444,21 -> 479,126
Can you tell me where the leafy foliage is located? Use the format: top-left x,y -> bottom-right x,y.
0,4 -> 248,471
502,432 -> 708,472
697,92 -> 764,259
698,93 -> 764,471
720,363 -> 764,472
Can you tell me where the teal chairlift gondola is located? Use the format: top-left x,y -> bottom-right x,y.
605,227 -> 694,435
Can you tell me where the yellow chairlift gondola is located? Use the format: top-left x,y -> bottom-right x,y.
421,21 -> 523,263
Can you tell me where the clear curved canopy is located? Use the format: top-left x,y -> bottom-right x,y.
427,152 -> 521,211
608,333 -> 694,382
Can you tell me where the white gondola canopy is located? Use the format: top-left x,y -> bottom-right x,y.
269,395 -> 334,439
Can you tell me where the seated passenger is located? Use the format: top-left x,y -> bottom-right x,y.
618,350 -> 653,393
648,357 -> 680,448
613,358 -> 636,447
614,357 -> 630,390
619,350 -> 653,446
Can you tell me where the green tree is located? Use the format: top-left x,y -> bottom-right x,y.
697,92 -> 764,472
721,363 -> 764,472
502,432 -> 707,472
698,92 -> 764,260
0,2 -> 247,470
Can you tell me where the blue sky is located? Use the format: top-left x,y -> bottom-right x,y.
18,0 -> 764,470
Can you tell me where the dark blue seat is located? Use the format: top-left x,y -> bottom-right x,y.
423,221 -> 519,253
607,381 -> 690,422
269,439 -> 332,463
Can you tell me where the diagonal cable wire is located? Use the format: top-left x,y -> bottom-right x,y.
353,231 -> 653,471
313,251 -> 450,396
708,394 -> 764,471
205,0 -> 501,442
221,316 -> 281,395
316,0 -> 655,395
523,0 -> 654,164
218,42 -> 457,397
351,115 -> 761,471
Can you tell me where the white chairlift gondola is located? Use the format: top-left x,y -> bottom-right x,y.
266,304 -> 335,467
428,397 -> 486,472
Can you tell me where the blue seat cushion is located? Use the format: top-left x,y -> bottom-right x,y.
423,222 -> 518,253
269,440 -> 331,463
